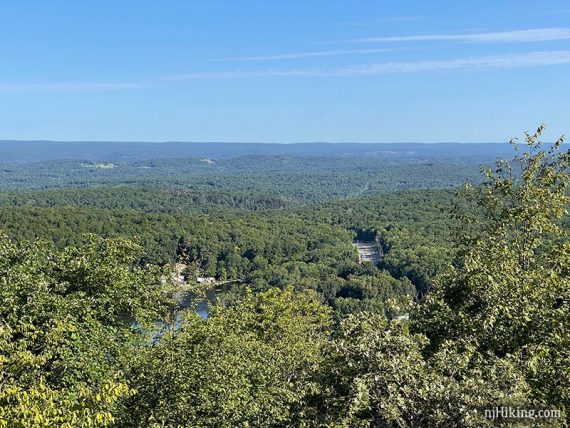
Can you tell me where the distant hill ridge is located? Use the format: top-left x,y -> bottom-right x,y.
0,140 -> 518,162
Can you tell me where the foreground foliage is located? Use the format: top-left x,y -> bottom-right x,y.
121,289 -> 331,427
0,236 -> 168,427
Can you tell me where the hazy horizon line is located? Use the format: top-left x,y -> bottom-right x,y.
0,139 -> 534,145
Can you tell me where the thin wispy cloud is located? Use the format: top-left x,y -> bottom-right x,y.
541,9 -> 570,15
0,81 -> 146,94
171,50 -> 570,80
341,28 -> 570,44
212,48 -> 396,62
5,50 -> 570,93
379,16 -> 421,22
342,16 -> 421,26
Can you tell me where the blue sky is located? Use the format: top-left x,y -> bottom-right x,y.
1,0 -> 570,143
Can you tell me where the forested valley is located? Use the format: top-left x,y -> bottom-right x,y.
1,130 -> 569,426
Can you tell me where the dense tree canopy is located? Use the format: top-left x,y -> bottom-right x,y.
1,128 -> 568,426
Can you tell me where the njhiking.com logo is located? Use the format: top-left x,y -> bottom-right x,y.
482,406 -> 562,422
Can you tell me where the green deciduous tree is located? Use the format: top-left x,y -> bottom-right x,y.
120,288 -> 332,427
418,126 -> 570,406
0,234 -> 169,427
